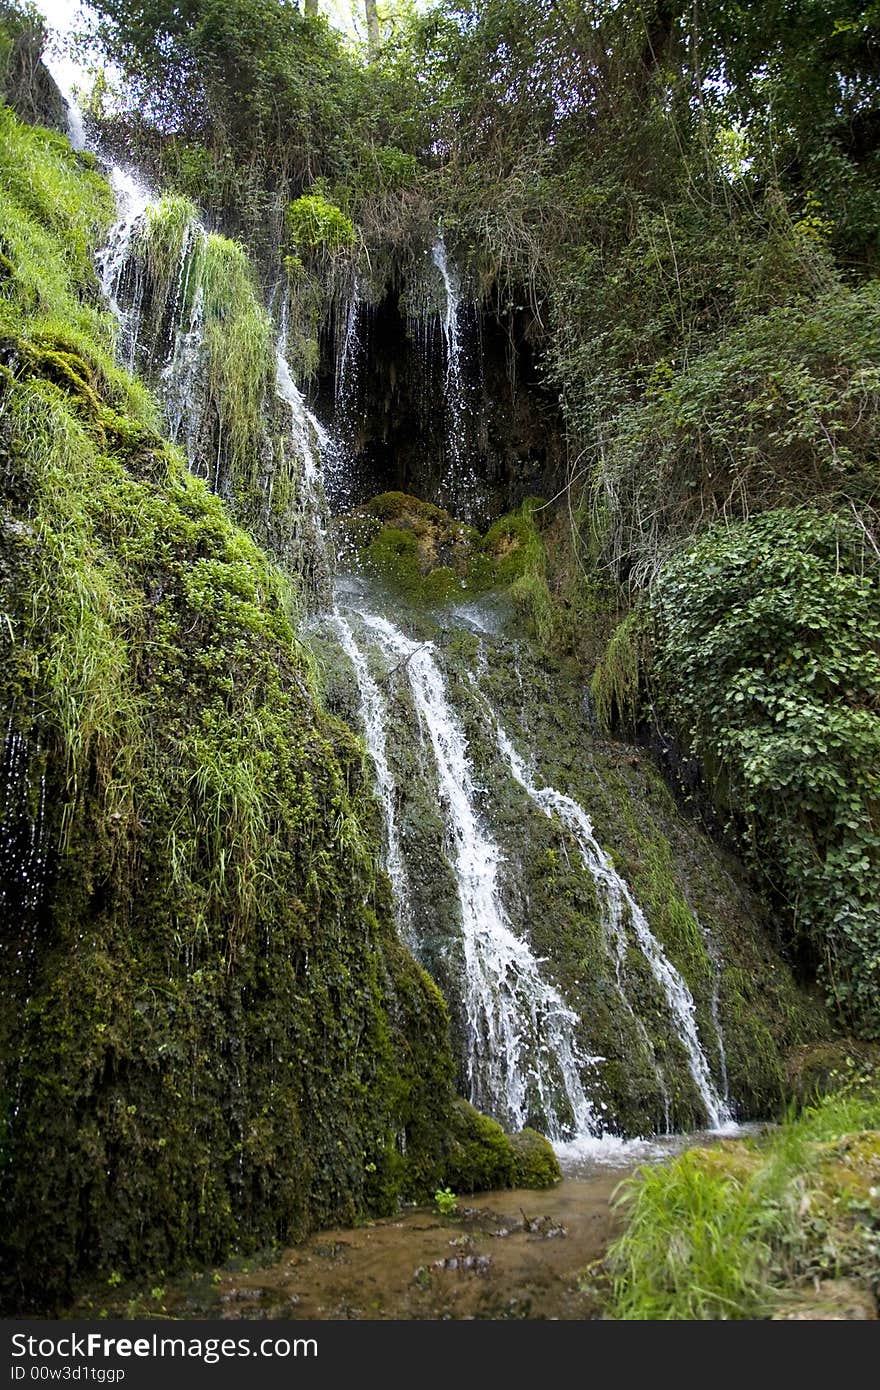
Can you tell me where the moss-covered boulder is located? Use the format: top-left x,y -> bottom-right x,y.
441,1099 -> 559,1192
509,1128 -> 561,1188
443,1100 -> 517,1192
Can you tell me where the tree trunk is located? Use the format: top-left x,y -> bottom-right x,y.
364,0 -> 381,57
304,0 -> 318,15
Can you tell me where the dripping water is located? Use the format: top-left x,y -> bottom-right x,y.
431,239 -> 480,520
328,611 -> 414,945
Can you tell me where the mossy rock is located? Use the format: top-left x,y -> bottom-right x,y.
509,1128 -> 561,1188
785,1042 -> 880,1108
443,1099 -> 517,1192
0,111 -> 479,1312
335,491 -> 546,608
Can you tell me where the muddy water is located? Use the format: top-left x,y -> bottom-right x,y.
211,1172 -> 622,1321
163,1132 -> 745,1321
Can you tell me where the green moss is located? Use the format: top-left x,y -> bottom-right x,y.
591,609 -> 652,732
336,492 -> 553,617
606,1080 -> 880,1319
509,1128 -> 561,1188
286,193 -> 355,255
443,1100 -> 515,1193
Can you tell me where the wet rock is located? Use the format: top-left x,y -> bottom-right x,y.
520,1211 -> 567,1238
432,1254 -> 492,1275
220,1287 -> 267,1303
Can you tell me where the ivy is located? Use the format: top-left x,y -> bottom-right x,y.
654,509 -> 880,1035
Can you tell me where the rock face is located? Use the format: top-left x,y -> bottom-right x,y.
0,13 -> 68,133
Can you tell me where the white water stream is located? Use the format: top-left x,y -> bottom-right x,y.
492,721 -> 733,1132
349,609 -> 603,1140
431,240 -> 478,517
328,611 -> 414,945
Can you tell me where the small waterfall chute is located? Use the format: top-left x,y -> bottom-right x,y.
491,717 -> 734,1133
352,607 -> 604,1141
328,611 -> 414,944
431,238 -> 480,519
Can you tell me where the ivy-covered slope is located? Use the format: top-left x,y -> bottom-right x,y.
0,105 -> 534,1313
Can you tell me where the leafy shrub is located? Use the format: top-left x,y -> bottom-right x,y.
286,193 -> 355,255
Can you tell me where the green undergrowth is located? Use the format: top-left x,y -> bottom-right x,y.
595,286 -> 880,583
606,1075 -> 880,1320
651,509 -> 880,1038
0,106 -> 517,1312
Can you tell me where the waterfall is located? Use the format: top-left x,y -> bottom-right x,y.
703,923 -> 731,1108
335,277 -> 362,409
431,239 -> 478,519
95,168 -> 336,593
274,298 -> 336,597
96,166 -> 156,368
492,721 -> 733,1132
162,283 -> 206,457
353,608 -> 603,1140
61,93 -> 86,152
328,611 -> 414,944
329,279 -> 362,513
55,48 -> 736,1144
432,241 -> 464,396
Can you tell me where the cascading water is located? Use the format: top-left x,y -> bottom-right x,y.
95,159 -> 333,597
335,277 -> 362,410
162,282 -> 206,457
431,239 -> 479,519
703,922 -> 731,1109
274,300 -> 335,599
491,720 -> 733,1132
432,241 -> 464,397
0,723 -> 48,937
351,607 -> 603,1140
48,58 -> 740,1147
96,166 -> 156,368
328,611 -> 414,945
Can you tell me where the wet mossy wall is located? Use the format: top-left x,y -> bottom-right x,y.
105,194 -> 331,600
0,107 -> 517,1313
313,282 -> 565,525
